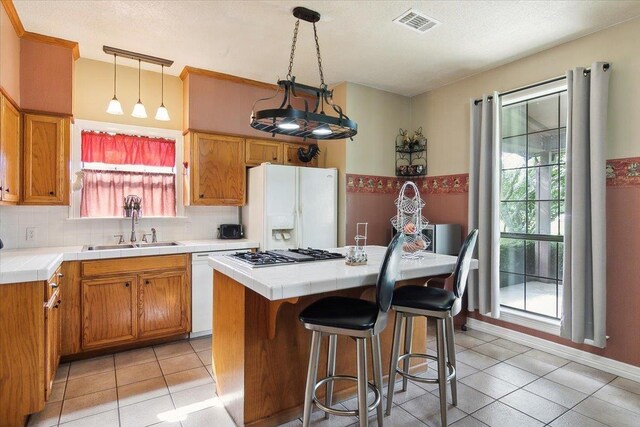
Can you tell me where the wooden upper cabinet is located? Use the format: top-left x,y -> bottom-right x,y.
245,138 -> 282,166
138,270 -> 190,339
187,132 -> 245,206
22,114 -> 70,205
81,276 -> 137,349
283,143 -> 319,168
0,95 -> 20,204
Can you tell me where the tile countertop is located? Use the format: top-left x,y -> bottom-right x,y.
0,239 -> 259,285
208,246 -> 478,301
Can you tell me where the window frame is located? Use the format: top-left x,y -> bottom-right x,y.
70,119 -> 184,219
498,79 -> 567,321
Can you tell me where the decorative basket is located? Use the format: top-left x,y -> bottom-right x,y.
390,181 -> 430,258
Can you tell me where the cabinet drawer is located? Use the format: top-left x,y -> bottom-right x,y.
82,254 -> 189,277
47,266 -> 63,299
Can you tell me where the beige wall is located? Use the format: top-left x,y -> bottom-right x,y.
345,82 -> 412,176
411,17 -> 640,176
74,58 -> 182,130
318,83 -> 348,246
0,4 -> 20,104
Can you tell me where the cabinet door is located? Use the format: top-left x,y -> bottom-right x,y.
22,114 -> 70,205
138,270 -> 190,338
191,133 -> 245,206
245,139 -> 282,166
0,95 -> 20,203
44,290 -> 61,400
82,276 -> 137,349
283,143 -> 318,167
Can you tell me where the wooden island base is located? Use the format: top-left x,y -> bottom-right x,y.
212,271 -> 431,427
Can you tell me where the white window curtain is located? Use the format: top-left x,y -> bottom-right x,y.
468,92 -> 501,318
561,62 -> 610,348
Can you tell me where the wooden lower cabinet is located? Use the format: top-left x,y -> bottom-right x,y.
62,254 -> 191,354
139,270 -> 190,338
0,272 -> 63,426
44,289 -> 61,400
82,275 -> 138,349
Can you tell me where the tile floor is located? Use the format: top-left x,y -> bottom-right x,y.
27,328 -> 640,427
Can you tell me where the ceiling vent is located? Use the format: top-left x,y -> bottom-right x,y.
393,9 -> 440,34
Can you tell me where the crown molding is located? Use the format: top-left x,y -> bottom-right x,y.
1,0 -> 80,60
180,66 -> 277,91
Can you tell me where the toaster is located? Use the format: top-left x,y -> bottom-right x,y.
218,224 -> 244,239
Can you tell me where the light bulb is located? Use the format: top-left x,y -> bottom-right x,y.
278,120 -> 300,130
312,125 -> 332,136
106,97 -> 123,115
131,100 -> 147,118
155,104 -> 170,121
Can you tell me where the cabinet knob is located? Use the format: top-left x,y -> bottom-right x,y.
145,280 -> 150,285
49,283 -> 59,289
199,194 -> 204,198
125,282 -> 130,287
4,188 -> 8,193
49,191 -> 54,196
57,273 -> 64,278
272,156 -> 277,160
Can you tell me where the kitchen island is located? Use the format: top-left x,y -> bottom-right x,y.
208,247 -> 477,427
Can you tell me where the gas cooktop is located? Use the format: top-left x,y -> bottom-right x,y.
227,248 -> 344,268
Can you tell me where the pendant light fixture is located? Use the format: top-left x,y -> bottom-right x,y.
155,65 -> 170,121
250,6 -> 357,140
131,59 -> 148,118
106,54 -> 124,115
103,46 -> 173,121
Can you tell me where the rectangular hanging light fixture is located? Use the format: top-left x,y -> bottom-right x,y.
103,46 -> 174,121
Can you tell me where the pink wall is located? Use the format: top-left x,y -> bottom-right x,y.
0,4 -> 21,104
20,38 -> 73,115
185,72 -> 315,142
347,167 -> 640,367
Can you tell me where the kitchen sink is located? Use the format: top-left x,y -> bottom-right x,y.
84,244 -> 136,251
135,242 -> 180,248
82,242 -> 180,251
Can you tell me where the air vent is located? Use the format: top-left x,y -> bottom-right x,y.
393,9 -> 440,34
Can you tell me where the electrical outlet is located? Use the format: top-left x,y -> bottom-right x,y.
26,227 -> 37,241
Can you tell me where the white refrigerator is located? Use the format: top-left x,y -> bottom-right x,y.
244,164 -> 337,250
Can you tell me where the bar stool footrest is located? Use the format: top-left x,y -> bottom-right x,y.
395,353 -> 455,384
312,375 -> 381,417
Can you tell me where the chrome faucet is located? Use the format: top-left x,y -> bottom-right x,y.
124,195 -> 142,244
130,209 -> 138,243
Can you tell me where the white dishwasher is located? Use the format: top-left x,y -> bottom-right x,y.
191,249 -> 250,338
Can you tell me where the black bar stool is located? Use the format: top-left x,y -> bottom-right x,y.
386,229 -> 478,427
299,233 -> 405,427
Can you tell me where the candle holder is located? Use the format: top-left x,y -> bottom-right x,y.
346,223 -> 368,266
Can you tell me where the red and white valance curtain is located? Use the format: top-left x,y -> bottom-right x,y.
80,131 -> 176,217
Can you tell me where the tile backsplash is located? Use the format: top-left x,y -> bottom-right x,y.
0,206 -> 239,249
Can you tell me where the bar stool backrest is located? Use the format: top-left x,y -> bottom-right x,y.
376,232 -> 405,313
452,229 -> 479,299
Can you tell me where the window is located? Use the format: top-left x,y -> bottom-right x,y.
71,120 -> 183,219
499,81 -> 567,320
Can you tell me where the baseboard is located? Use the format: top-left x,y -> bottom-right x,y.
465,318 -> 640,383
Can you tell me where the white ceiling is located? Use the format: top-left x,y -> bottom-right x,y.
13,0 -> 640,97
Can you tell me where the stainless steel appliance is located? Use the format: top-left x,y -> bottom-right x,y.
217,224 -> 244,239
227,248 -> 344,268
422,224 -> 462,255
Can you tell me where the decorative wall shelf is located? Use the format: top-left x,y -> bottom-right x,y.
395,127 -> 427,177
